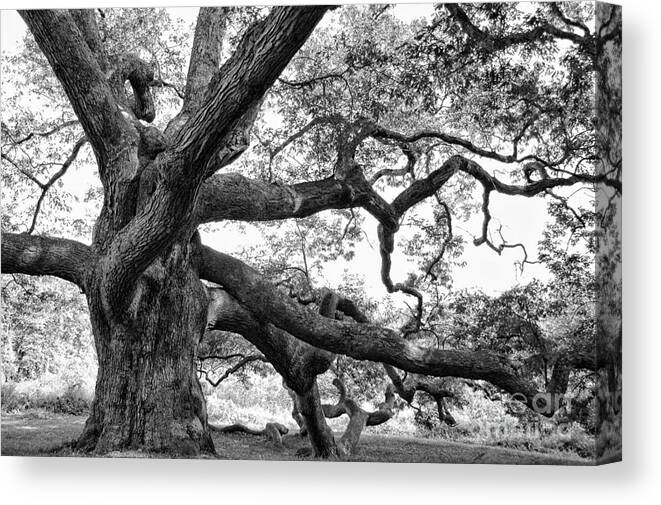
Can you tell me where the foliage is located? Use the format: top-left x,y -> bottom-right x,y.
1,276 -> 95,383
1,379 -> 93,415
1,274 -> 95,415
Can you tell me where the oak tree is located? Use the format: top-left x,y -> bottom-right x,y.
1,3 -> 621,458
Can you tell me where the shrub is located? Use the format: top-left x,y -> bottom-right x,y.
1,382 -> 27,411
1,373 -> 94,415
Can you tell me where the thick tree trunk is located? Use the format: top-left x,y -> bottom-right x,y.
294,383 -> 341,459
77,240 -> 214,456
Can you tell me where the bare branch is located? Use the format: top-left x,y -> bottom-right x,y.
424,199 -> 453,281
269,115 -> 347,161
370,143 -> 417,185
149,79 -> 185,100
549,2 -> 591,38
1,120 -> 79,148
195,165 -> 397,226
210,422 -> 289,444
27,137 -> 88,234
320,377 -> 395,455
1,153 -> 46,188
164,7 -> 229,137
278,70 -> 349,89
373,124 -> 520,164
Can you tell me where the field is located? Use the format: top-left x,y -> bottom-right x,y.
1,412 -> 588,465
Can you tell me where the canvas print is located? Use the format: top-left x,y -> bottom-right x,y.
0,2 -> 621,464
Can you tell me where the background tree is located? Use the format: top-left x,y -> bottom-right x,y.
1,3 -> 621,458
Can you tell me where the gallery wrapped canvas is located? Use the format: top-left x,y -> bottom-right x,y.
1,2 -> 621,464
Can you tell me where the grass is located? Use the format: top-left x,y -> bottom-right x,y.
1,412 -> 589,465
1,411 -> 86,456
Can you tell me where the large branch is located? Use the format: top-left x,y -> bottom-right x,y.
173,6 -> 331,173
196,153 -> 606,328
195,166 -> 396,226
1,232 -> 94,288
99,7 -> 331,313
198,245 -> 546,411
445,4 -> 587,49
19,10 -> 128,166
182,8 -> 229,113
69,9 -> 109,72
165,7 -> 230,137
206,288 -> 318,393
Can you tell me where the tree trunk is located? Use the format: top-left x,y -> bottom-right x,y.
77,239 -> 214,456
294,383 -> 340,459
205,286 -> 341,458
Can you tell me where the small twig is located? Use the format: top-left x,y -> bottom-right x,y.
149,79 -> 185,100
199,354 -> 267,387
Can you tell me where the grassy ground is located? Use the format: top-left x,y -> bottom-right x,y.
1,412 -> 588,465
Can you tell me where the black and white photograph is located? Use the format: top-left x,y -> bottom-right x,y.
1,0 -> 622,473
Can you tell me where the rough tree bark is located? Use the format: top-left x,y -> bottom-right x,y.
205,286 -> 401,458
3,6 -> 329,455
75,235 -> 214,455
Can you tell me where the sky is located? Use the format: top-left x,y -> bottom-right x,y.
1,4 -> 573,301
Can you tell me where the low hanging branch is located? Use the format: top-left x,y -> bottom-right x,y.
205,286 -> 341,457
383,364 -> 456,426
334,294 -> 458,426
199,245 -> 549,413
